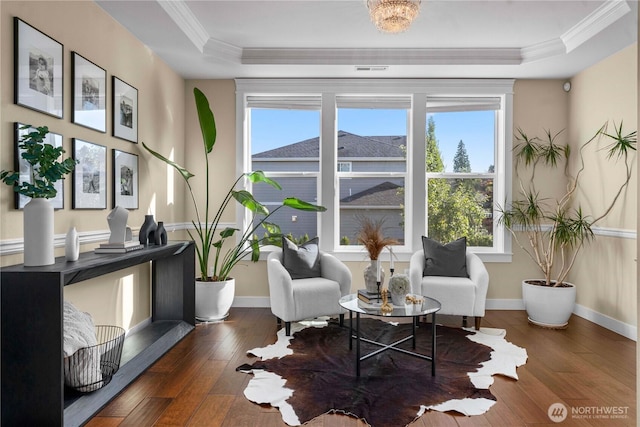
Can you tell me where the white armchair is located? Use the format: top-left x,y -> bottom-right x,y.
267,249 -> 352,336
409,249 -> 489,329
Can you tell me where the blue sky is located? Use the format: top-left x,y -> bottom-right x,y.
251,109 -> 495,173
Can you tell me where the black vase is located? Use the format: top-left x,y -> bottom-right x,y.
154,221 -> 167,245
139,215 -> 157,245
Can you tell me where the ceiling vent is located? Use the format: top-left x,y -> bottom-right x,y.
355,66 -> 389,72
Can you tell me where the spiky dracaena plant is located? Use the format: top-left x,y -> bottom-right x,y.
143,88 -> 325,281
498,121 -> 636,286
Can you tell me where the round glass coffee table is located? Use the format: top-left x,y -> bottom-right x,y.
339,293 -> 441,377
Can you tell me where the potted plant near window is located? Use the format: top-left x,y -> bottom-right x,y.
498,122 -> 636,328
1,125 -> 76,266
142,88 -> 325,322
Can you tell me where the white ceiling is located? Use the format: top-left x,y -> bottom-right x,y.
96,0 -> 638,80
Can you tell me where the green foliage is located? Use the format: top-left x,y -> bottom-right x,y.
425,118 -> 492,246
340,235 -> 350,245
453,140 -> 471,172
497,121 -> 636,286
143,88 -> 326,281
0,126 -> 76,199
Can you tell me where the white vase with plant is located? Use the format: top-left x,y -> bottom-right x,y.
498,121 -> 636,328
1,125 -> 76,266
143,88 -> 326,321
356,217 -> 397,294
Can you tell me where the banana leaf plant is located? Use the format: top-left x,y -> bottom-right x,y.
497,121 -> 636,286
143,87 -> 325,281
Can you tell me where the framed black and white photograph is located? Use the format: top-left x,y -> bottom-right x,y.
112,149 -> 138,209
14,18 -> 63,118
112,76 -> 138,143
72,139 -> 106,209
14,123 -> 64,210
72,52 -> 106,132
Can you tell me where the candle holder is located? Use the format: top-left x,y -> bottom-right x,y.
376,280 -> 382,302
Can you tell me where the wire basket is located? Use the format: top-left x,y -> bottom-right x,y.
64,325 -> 125,393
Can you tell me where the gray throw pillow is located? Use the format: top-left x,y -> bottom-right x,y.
282,237 -> 321,279
422,236 -> 468,277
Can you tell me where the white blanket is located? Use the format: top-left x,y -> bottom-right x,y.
63,301 -> 103,392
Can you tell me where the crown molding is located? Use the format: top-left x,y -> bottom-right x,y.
521,38 -> 566,63
241,47 -> 522,66
157,0 -> 209,53
561,0 -> 631,53
204,38 -> 243,63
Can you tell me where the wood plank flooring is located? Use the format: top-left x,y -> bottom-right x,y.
86,309 -> 636,426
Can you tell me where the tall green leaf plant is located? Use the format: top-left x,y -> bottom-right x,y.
142,88 -> 326,281
498,121 -> 636,286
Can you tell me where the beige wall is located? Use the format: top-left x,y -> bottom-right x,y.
0,2 -> 636,330
568,44 -> 638,325
0,1 -> 185,329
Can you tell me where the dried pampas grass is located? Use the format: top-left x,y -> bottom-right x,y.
356,216 -> 397,260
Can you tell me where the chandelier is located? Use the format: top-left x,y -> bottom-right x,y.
367,0 -> 421,34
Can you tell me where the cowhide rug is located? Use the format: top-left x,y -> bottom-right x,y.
237,318 -> 527,427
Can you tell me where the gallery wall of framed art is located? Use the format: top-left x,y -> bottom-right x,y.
10,15 -> 146,217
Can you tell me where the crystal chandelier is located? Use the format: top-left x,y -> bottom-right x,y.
367,0 -> 421,34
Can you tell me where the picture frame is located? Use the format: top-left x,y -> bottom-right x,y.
14,123 -> 64,210
14,18 -> 63,118
72,52 -> 106,132
112,76 -> 138,143
112,149 -> 138,209
72,138 -> 107,209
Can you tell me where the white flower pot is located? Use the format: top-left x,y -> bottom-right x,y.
23,198 -> 54,266
522,280 -> 576,328
363,260 -> 385,294
195,278 -> 235,322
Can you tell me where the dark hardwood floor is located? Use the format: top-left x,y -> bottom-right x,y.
86,309 -> 636,427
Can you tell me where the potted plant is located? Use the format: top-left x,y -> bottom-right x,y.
498,121 -> 636,328
142,88 -> 325,322
356,216 -> 397,294
1,125 -> 76,266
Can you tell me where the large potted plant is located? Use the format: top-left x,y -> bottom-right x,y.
142,88 -> 325,322
498,122 -> 636,328
1,125 -> 76,266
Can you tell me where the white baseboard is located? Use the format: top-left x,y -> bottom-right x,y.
232,297 -> 636,341
573,303 -> 637,341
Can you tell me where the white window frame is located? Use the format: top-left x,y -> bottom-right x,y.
235,79 -> 514,263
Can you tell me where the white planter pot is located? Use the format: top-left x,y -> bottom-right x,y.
522,280 -> 576,328
23,198 -> 54,266
195,278 -> 235,322
363,260 -> 385,294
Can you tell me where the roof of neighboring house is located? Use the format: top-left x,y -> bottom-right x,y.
341,182 -> 403,206
253,131 -> 406,158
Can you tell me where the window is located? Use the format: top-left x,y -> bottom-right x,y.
337,162 -> 352,172
425,99 -> 501,248
336,103 -> 409,247
236,79 -> 513,260
248,98 -> 321,241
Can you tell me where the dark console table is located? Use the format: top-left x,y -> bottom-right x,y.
1,241 -> 195,426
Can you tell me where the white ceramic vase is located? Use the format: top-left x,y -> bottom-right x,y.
65,227 -> 80,261
23,198 -> 54,266
363,260 -> 385,294
195,278 -> 235,322
522,280 -> 576,328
